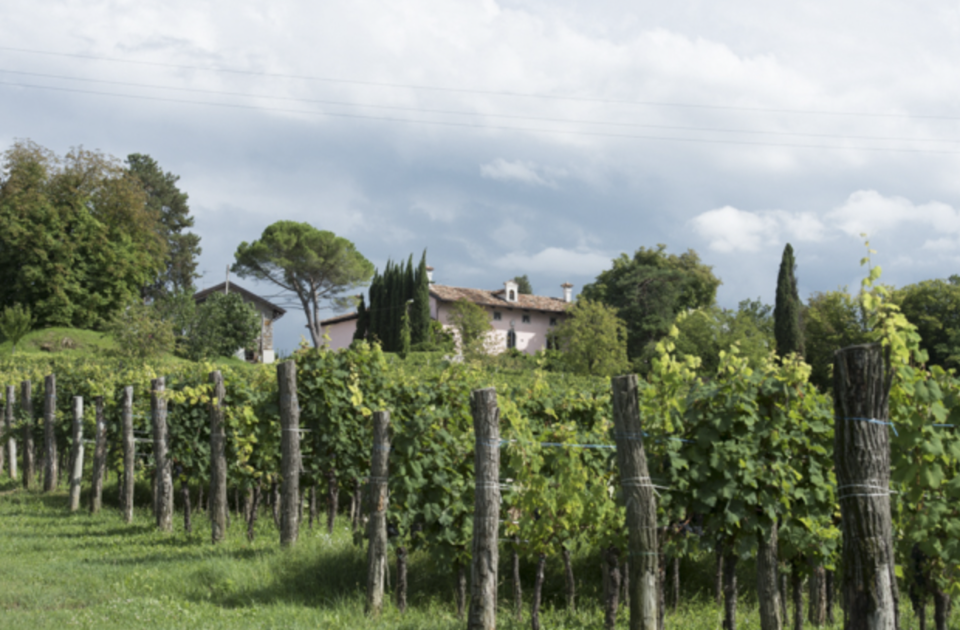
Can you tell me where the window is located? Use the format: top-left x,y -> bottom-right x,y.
522,315 -> 530,324
549,318 -> 557,326
507,330 -> 517,349
493,311 -> 502,321
508,290 -> 516,301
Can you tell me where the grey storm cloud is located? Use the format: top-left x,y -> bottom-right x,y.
2,0 -> 959,352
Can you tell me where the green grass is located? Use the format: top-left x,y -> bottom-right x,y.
0,327 -> 119,357
0,476 -> 947,629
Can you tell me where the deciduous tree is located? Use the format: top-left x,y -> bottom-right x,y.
551,299 -> 630,377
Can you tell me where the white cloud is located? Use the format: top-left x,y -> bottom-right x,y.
493,246 -> 611,276
480,158 -> 566,187
827,190 -> 960,238
690,206 -> 827,253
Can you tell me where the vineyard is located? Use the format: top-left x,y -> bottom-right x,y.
0,292 -> 959,630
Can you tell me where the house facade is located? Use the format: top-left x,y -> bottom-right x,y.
193,281 -> 286,363
319,279 -> 573,354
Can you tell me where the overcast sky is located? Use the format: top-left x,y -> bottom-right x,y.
3,1 -> 960,353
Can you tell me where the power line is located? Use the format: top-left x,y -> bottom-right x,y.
0,45 -> 955,121
2,80 -> 958,154
1,68 -> 955,145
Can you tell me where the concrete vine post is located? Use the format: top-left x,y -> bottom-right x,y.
611,374 -> 659,630
365,410 -> 390,616
5,385 -> 16,480
121,386 -> 135,523
209,370 -> 228,544
90,396 -> 107,513
42,374 -> 57,492
833,344 -> 898,630
152,377 -> 173,532
467,387 -> 500,630
68,397 -> 84,511
278,360 -> 301,547
21,380 -> 34,489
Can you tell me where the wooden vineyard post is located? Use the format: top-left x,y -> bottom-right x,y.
209,370 -> 228,544
68,397 -> 84,511
278,360 -> 300,547
21,380 -> 34,489
5,385 -> 16,480
152,377 -> 173,532
42,374 -> 57,492
611,374 -> 659,630
122,386 -> 135,523
468,387 -> 500,630
365,410 -> 390,616
833,343 -> 897,630
90,397 -> 106,513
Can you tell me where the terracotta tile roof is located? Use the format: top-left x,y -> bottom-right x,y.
320,312 -> 359,325
430,284 -> 570,314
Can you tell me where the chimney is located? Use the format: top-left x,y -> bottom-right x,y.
561,282 -> 573,303
504,280 -> 519,303
426,265 -> 434,282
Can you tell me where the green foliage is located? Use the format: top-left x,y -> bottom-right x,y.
126,154 -> 202,297
803,289 -> 869,391
232,221 -> 374,348
673,299 -> 773,374
0,303 -> 33,353
184,292 -> 261,361
446,298 -> 493,358
894,278 -> 960,371
513,275 -> 534,295
364,251 -> 430,351
104,301 -> 176,361
399,302 -> 412,360
0,140 -> 167,329
550,299 -> 630,377
774,243 -> 804,357
581,244 -> 720,371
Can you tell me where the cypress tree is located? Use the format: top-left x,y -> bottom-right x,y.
774,243 -> 804,358
353,294 -> 368,342
411,250 -> 431,346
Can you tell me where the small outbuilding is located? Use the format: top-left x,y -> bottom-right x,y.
193,281 -> 286,363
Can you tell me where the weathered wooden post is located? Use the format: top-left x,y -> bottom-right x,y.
21,380 -> 34,489
611,374 -> 659,630
152,377 -> 173,532
90,397 -> 106,513
468,387 -> 500,630
757,522 -> 782,630
365,410 -> 390,616
122,386 -> 135,523
833,344 -> 897,630
209,370 -> 228,544
42,374 -> 57,492
5,385 -> 16,480
0,388 -> 4,475
278,360 -> 300,546
68,397 -> 84,511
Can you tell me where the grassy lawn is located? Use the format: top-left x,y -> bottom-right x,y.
0,477 -> 945,629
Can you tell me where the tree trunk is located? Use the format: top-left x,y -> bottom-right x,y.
605,546 -> 622,630
791,559 -> 803,630
833,343 -> 898,630
455,558 -> 467,621
933,591 -> 948,630
68,397 -> 84,512
309,485 -> 317,529
365,410 -> 389,616
198,484 -> 204,514
152,378 -> 173,532
612,374 -> 659,630
562,546 -> 576,613
326,469 -> 338,533
671,555 -> 680,613
757,522 -> 782,630
623,560 -> 630,610
396,546 -> 408,613
271,480 -> 280,529
468,387 -> 500,630
209,370 -> 228,544
513,539 -> 523,622
809,563 -> 827,626
826,570 -> 835,625
5,385 -> 16,481
722,550 -> 738,630
716,546 -> 724,608
531,553 -> 546,630
181,478 -> 192,534
42,374 -> 57,492
278,360 -> 301,547
657,552 -> 666,630
121,386 -> 134,522
90,397 -> 106,513
782,571 -> 790,625
246,482 -> 262,542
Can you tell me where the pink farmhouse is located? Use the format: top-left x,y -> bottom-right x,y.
320,279 -> 574,354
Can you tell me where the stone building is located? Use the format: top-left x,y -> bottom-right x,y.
193,281 -> 286,363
